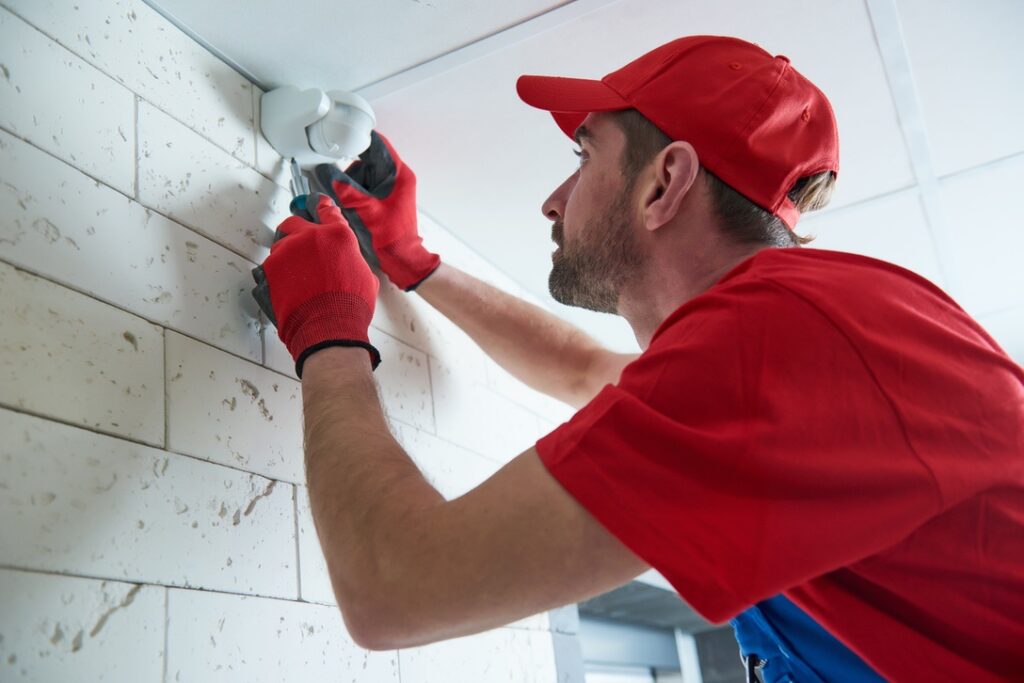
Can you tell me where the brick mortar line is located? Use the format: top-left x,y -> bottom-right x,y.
0,259 -> 519,463
424,351 -> 571,429
0,390 -> 529,521
292,484 -> 303,602
133,94 -> 140,199
0,563 -> 302,608
162,587 -> 170,683
162,326 -> 169,450
0,400 -> 300,485
1,121 -> 589,410
0,254 -> 546,469
0,2 -> 260,169
0,123 -> 265,267
0,563 -> 561,636
0,255 -> 262,365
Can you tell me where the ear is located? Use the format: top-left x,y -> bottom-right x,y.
639,141 -> 700,232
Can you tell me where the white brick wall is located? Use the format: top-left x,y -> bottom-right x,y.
0,0 -> 581,679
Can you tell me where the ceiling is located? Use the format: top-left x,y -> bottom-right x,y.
144,0 -> 1024,358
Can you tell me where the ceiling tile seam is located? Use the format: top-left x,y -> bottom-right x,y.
937,148 -> 1024,183
801,182 -> 917,229
354,0 -> 629,101
863,0 -> 960,295
140,0 -> 266,89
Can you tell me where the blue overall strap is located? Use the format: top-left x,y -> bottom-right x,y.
730,595 -> 885,683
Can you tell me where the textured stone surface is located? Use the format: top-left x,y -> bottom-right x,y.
0,262 -> 164,446
166,588 -> 400,682
3,0 -> 256,163
166,330 -> 304,483
137,101 -> 289,263
0,408 -> 296,598
0,569 -> 164,683
0,128 -> 262,363
0,7 -> 134,195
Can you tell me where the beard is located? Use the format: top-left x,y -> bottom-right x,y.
548,184 -> 644,314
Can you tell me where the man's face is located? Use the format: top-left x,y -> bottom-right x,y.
544,113 -> 645,314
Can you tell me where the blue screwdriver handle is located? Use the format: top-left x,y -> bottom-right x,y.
288,194 -> 318,223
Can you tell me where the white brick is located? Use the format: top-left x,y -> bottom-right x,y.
418,212 -> 524,294
0,408 -> 297,598
0,8 -> 134,195
391,422 -> 501,501
0,569 -> 163,683
166,331 -> 304,483
296,486 -> 333,606
263,324 -> 434,432
430,353 -> 545,462
261,314 -> 297,378
166,588 -> 400,682
370,327 -> 434,432
371,276 -> 439,352
137,102 -> 290,262
0,128 -> 262,362
484,361 -> 576,425
0,262 -> 164,445
3,0 -> 255,164
398,627 -> 558,683
367,214 -> 509,364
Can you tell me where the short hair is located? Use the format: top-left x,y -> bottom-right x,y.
608,109 -> 836,246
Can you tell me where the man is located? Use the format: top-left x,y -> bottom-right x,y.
251,35 -> 1023,681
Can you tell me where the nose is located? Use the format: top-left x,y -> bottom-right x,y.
541,171 -> 578,223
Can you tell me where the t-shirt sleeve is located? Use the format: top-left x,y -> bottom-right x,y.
534,279 -> 944,623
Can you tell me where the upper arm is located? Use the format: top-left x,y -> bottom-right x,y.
355,445 -> 649,650
572,349 -> 640,407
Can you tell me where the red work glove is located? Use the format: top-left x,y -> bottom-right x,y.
250,193 -> 381,377
314,131 -> 441,291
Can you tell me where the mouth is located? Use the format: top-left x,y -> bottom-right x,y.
551,221 -> 564,249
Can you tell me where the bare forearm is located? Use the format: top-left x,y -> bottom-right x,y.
415,262 -> 602,407
300,346 -> 445,630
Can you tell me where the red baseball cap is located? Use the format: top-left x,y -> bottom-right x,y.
516,35 -> 840,229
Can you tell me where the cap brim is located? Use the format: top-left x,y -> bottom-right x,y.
516,75 -> 629,139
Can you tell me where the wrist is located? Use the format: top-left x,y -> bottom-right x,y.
301,344 -> 376,378
378,238 -> 441,291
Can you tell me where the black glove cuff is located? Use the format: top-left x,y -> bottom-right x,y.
403,260 -> 443,292
295,340 -> 382,378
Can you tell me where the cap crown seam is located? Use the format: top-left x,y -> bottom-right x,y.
723,59 -> 789,171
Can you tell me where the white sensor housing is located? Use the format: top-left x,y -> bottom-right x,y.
260,86 -> 376,167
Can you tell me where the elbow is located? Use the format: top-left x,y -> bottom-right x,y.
342,592 -> 420,652
348,619 -> 395,652
334,566 -> 416,651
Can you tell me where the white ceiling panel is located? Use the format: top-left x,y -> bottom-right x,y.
801,188 -> 946,289
146,0 -> 570,90
896,0 -> 1024,178
368,0 -> 913,308
938,153 -> 1024,318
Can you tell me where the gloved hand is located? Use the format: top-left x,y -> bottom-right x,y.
251,192 -> 381,378
314,131 -> 441,291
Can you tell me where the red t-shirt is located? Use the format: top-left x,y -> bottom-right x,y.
535,248 -> 1024,682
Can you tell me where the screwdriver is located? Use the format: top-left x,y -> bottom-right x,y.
288,157 -> 317,222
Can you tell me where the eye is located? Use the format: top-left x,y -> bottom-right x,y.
572,147 -> 588,165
